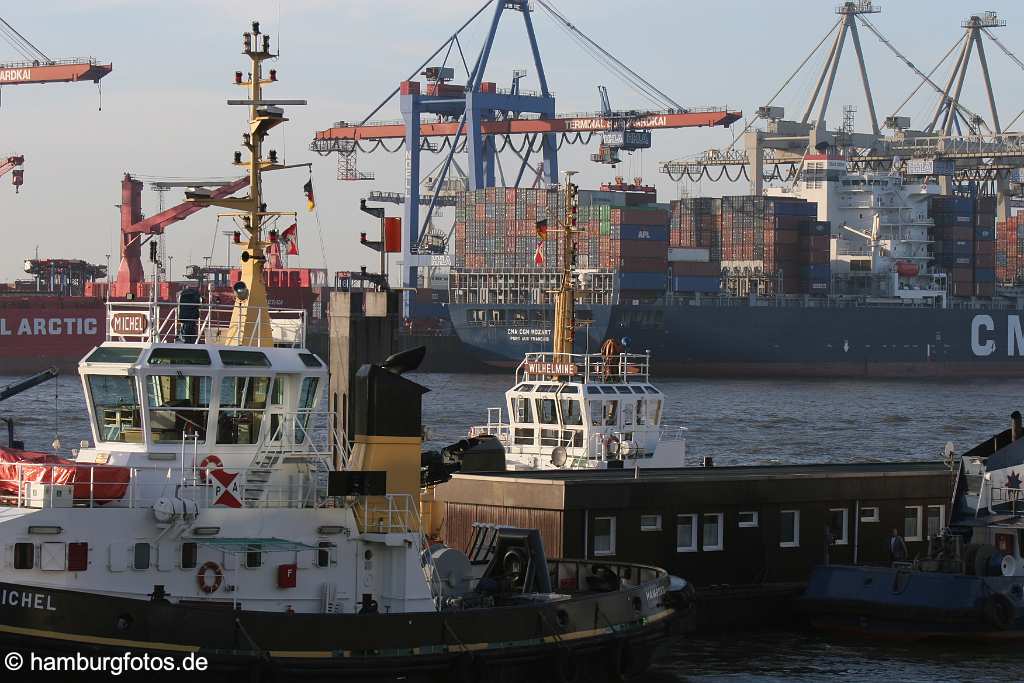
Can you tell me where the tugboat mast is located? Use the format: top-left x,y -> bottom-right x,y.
552,172 -> 579,357
189,21 -> 304,347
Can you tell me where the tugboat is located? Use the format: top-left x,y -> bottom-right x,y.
0,22 -> 688,681
470,176 -> 687,471
800,411 -> 1024,638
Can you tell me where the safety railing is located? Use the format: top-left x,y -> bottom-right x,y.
983,484 -> 1024,517
515,350 -> 651,384
547,557 -> 667,593
105,300 -> 307,348
0,461 -> 324,510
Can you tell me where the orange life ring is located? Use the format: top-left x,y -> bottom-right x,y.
197,561 -> 223,594
198,454 -> 224,482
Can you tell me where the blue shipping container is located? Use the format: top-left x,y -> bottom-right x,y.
800,264 -> 831,279
975,268 -> 996,283
618,272 -> 666,290
952,197 -> 975,214
619,225 -> 669,241
672,276 -> 720,293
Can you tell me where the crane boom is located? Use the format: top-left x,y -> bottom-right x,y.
0,59 -> 112,85
113,174 -> 250,298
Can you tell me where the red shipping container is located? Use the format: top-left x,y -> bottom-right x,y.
384,217 -> 402,253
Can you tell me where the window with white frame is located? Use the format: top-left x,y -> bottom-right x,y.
702,513 -> 724,551
926,505 -> 944,538
676,514 -> 697,552
860,506 -> 879,523
593,516 -> 616,556
738,511 -> 759,528
904,506 -> 923,541
780,510 -> 800,548
640,514 -> 662,532
829,508 -> 849,545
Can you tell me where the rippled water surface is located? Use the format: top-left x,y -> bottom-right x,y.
4,371 -> 1024,681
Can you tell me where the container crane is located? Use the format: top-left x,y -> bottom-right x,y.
0,17 -> 112,91
0,155 -> 23,192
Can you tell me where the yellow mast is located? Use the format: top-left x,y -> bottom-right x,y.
552,172 -> 578,357
190,21 -> 300,347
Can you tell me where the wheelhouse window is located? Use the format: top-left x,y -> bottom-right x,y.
217,376 -> 272,445
512,396 -> 532,423
536,398 -> 558,425
603,401 -> 618,426
219,350 -> 271,367
148,348 -> 211,366
146,375 -> 211,443
559,397 -> 583,426
296,376 -> 320,441
86,346 -> 141,364
88,375 -> 142,443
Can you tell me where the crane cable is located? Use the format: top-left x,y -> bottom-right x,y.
724,18 -> 841,152
533,0 -> 683,112
981,28 -> 1024,131
0,17 -> 51,64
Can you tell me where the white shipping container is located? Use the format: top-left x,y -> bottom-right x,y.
668,247 -> 710,263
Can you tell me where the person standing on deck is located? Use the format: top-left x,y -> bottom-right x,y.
889,528 -> 908,565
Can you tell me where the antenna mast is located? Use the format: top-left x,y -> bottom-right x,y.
552,172 -> 578,357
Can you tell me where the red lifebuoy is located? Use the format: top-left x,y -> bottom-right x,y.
197,561 -> 223,594
197,454 -> 224,482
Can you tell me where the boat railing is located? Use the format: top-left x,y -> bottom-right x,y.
105,300 -> 307,348
353,492 -> 422,534
984,484 -> 1024,516
0,460 -> 329,510
515,351 -> 651,384
547,557 -> 667,593
468,407 -> 511,443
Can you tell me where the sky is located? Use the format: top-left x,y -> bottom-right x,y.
1,0 -> 1023,283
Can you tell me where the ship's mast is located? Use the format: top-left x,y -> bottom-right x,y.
552,172 -> 579,357
189,21 -> 303,347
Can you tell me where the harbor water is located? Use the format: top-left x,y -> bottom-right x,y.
4,372 -> 1024,681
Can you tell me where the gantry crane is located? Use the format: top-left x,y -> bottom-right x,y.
312,0 -> 740,297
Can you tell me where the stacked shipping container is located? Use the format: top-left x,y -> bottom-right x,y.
668,196 -> 828,295
929,195 -> 995,297
996,214 -> 1024,286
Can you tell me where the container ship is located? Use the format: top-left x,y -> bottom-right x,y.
446,153 -> 1024,377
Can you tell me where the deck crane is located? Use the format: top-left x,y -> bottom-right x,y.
0,155 -> 23,192
311,0 -> 740,300
112,174 -> 250,299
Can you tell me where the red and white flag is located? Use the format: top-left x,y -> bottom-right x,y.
281,223 -> 299,256
534,242 -> 545,266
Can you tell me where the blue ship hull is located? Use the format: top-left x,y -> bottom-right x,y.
800,565 -> 1024,639
448,301 -> 1024,377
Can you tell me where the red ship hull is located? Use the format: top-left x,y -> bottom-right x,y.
0,295 -> 106,374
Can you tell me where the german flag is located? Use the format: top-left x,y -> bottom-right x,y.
303,179 -> 315,211
535,219 -> 548,241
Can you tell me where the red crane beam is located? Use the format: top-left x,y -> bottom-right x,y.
0,60 -> 112,85
315,110 -> 742,142
114,174 -> 250,298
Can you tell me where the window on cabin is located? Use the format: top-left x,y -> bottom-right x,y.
180,542 -> 197,569
68,542 -> 88,571
590,401 -> 602,426
219,350 -> 271,367
146,375 -> 211,443
513,397 -> 532,423
88,375 -> 142,443
623,402 -> 634,427
536,398 -> 558,425
86,347 -> 141,364
636,400 -> 647,425
603,401 -> 618,426
513,428 -> 535,445
317,541 -> 337,567
559,398 -> 583,426
646,400 -> 661,426
133,543 -> 151,570
216,376 -> 272,445
148,348 -> 211,366
297,377 -> 320,441
245,545 -> 263,568
13,543 -> 34,569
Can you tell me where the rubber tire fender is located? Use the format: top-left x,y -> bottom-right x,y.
983,592 -> 1015,630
